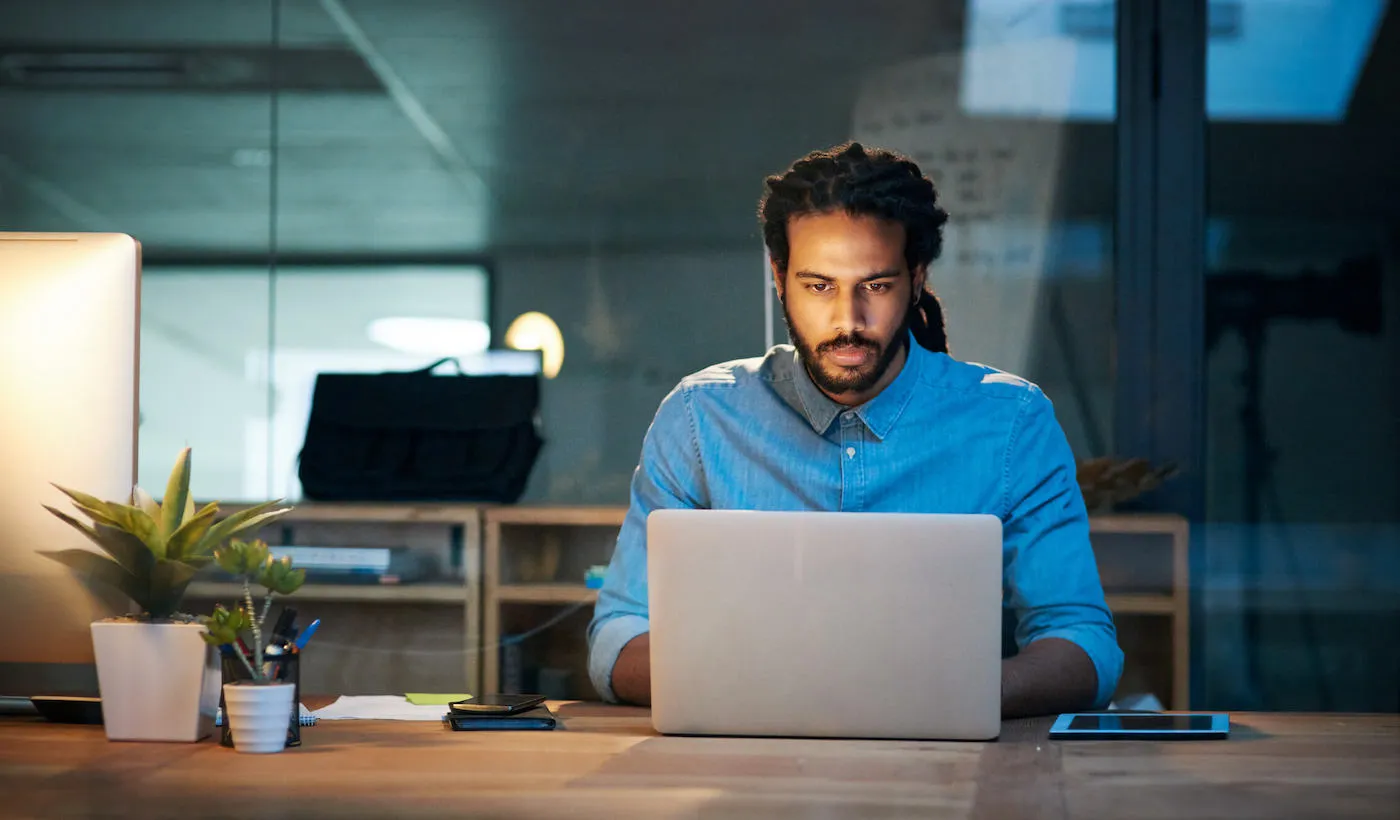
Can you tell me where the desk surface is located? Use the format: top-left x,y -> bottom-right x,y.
2,704 -> 1396,819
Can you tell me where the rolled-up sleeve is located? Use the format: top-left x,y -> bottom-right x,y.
1001,388 -> 1124,709
586,384 -> 707,702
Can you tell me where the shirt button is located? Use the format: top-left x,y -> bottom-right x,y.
846,447 -> 856,458
841,412 -> 856,424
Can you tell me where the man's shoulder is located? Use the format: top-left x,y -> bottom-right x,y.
674,345 -> 792,393
647,349 -> 788,435
922,352 -> 1046,406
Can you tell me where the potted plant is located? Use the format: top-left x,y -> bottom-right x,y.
41,447 -> 291,742
201,538 -> 305,754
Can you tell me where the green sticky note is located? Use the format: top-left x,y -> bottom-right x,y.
405,693 -> 471,705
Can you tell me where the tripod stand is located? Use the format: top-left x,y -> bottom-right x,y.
1207,256 -> 1383,710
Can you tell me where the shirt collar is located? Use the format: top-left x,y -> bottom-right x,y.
782,331 -> 925,441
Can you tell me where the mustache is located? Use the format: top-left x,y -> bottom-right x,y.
816,333 -> 878,354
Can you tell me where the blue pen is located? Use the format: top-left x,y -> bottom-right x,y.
294,619 -> 321,650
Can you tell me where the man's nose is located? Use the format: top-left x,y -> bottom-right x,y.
832,291 -> 866,334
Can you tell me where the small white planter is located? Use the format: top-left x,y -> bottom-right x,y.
90,620 -> 220,742
222,682 -> 295,753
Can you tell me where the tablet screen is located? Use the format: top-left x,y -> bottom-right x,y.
1068,714 -> 1216,731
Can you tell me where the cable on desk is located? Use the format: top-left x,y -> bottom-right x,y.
500,600 -> 591,646
303,600 -> 593,657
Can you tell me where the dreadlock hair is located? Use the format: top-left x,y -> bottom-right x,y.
758,142 -> 951,354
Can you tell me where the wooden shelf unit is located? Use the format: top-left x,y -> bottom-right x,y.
1089,513 -> 1191,709
483,506 -> 626,698
199,502 -> 1188,706
185,501 -> 486,696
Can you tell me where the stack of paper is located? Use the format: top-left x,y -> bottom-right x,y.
311,695 -> 458,721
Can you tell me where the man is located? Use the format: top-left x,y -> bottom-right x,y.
587,142 -> 1122,718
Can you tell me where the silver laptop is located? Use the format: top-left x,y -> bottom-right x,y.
647,509 -> 1003,741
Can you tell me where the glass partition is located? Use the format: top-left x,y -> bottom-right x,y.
1201,0 -> 1399,712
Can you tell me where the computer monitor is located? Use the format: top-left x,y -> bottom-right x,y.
0,233 -> 140,696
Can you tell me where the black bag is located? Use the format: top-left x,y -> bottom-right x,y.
298,358 -> 543,502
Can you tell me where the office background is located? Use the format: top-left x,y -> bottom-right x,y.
0,0 -> 1395,712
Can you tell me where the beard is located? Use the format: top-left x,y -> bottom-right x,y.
783,304 -> 911,398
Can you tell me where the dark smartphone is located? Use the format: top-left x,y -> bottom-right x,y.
448,693 -> 546,716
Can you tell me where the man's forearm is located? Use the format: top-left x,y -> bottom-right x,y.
611,632 -> 1093,715
610,632 -> 652,706
1001,637 -> 1099,719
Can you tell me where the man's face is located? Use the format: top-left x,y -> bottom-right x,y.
774,211 -> 924,406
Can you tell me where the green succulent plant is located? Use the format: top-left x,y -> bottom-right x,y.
40,447 -> 292,620
258,554 -> 306,596
215,537 -> 270,577
201,538 -> 305,684
203,603 -> 251,647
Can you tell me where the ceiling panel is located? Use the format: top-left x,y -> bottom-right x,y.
1,0 -> 1395,256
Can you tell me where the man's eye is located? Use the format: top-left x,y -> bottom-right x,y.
865,282 -> 891,293
806,283 -> 831,293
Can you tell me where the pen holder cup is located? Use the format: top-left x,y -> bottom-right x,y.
219,650 -> 301,748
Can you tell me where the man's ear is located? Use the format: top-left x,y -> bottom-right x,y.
911,264 -> 928,300
770,258 -> 786,302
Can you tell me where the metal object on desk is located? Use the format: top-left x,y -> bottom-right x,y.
0,696 -> 40,717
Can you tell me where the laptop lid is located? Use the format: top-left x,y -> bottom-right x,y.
647,509 -> 1003,740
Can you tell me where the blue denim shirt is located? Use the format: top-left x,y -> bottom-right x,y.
587,334 -> 1123,707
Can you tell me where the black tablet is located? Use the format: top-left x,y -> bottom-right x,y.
1049,713 -> 1229,740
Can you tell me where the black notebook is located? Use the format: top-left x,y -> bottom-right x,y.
444,704 -> 557,731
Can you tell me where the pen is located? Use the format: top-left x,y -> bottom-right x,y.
295,619 -> 321,650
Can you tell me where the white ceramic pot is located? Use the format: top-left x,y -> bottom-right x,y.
89,620 -> 220,742
222,682 -> 295,753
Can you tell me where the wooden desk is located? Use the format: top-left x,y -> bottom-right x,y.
2,705 -> 1396,819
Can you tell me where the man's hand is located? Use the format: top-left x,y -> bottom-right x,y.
1001,637 -> 1099,719
610,632 -> 652,706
